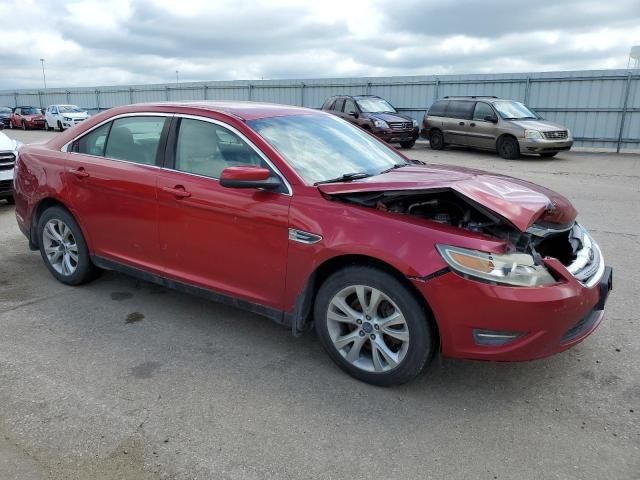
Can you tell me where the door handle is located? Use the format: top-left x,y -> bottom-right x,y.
470,122 -> 476,127
67,167 -> 89,178
162,185 -> 192,199
458,121 -> 465,126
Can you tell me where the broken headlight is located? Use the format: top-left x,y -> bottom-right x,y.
437,245 -> 556,287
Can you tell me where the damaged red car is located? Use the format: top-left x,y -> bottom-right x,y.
13,102 -> 612,386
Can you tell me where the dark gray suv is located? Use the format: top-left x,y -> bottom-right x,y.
421,96 -> 573,159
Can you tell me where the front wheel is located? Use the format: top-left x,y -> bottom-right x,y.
21,121 -> 27,130
57,121 -> 64,132
37,206 -> 99,285
497,136 -> 520,159
315,266 -> 436,386
400,140 -> 416,149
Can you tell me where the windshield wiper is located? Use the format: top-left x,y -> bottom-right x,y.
379,163 -> 410,174
314,172 -> 372,185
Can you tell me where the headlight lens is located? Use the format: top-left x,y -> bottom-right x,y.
412,119 -> 418,127
373,119 -> 389,129
524,129 -> 544,139
64,117 -> 72,121
437,245 -> 557,287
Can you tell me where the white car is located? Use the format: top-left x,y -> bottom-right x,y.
0,127 -> 20,204
45,104 -> 89,131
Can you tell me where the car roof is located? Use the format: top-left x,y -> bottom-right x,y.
438,96 -> 507,103
113,101 -> 318,121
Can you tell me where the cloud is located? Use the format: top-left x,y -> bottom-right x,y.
0,0 -> 638,91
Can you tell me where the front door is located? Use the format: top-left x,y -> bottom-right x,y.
157,116 -> 291,310
467,102 -> 499,149
65,115 -> 169,273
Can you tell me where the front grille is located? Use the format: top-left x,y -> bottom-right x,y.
543,130 -> 568,140
0,151 -> 15,171
0,180 -> 12,193
389,122 -> 413,130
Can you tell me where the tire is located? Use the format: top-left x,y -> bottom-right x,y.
314,266 -> 436,386
57,121 -> 64,132
5,195 -> 15,205
540,152 -> 558,158
37,206 -> 99,285
497,135 -> 520,159
400,140 -> 416,149
429,129 -> 445,150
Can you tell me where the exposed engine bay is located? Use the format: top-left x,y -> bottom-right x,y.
332,189 -> 580,267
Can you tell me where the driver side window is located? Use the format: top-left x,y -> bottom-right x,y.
174,118 -> 265,179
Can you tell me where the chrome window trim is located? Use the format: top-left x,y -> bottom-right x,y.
62,111 -> 292,196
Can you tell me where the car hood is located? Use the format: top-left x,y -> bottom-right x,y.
510,119 -> 567,131
317,164 -> 577,232
61,112 -> 88,118
0,132 -> 18,151
367,112 -> 413,123
23,114 -> 44,120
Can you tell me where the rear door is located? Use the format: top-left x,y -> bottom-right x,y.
65,114 -> 170,273
467,102 -> 499,149
441,100 -> 474,145
156,116 -> 291,309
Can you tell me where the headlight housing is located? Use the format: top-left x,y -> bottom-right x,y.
437,245 -> 557,287
373,119 -> 389,129
524,129 -> 544,139
412,119 -> 418,127
64,117 -> 72,121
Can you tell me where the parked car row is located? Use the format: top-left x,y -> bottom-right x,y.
320,94 -> 573,158
12,100 -> 610,385
1,105 -> 89,131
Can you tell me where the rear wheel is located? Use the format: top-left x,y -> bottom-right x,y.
497,135 -> 520,159
540,152 -> 558,158
400,140 -> 416,149
315,266 -> 435,386
37,206 -> 99,285
429,129 -> 445,150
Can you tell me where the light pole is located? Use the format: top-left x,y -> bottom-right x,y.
40,58 -> 47,89
176,70 -> 179,84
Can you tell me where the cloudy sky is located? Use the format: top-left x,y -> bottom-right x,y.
1,0 -> 639,90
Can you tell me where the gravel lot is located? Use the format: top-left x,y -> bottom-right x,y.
1,129 -> 639,480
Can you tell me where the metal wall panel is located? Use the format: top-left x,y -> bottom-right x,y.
1,69 -> 638,151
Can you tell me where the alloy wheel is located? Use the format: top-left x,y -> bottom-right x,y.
42,219 -> 79,276
326,285 -> 410,373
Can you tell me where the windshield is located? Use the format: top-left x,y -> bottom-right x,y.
492,101 -> 539,120
0,107 -> 11,114
356,98 -> 396,113
58,105 -> 84,113
22,107 -> 42,115
248,114 -> 408,184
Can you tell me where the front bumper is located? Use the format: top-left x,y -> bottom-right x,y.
374,127 -> 419,144
520,138 -> 573,153
414,260 -> 612,362
62,118 -> 87,128
25,119 -> 46,129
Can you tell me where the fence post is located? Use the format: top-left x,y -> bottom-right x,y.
204,85 -> 209,100
38,90 -> 43,109
66,90 -> 71,104
434,78 -> 440,103
129,88 -> 134,104
524,76 -> 531,104
300,82 -> 305,107
165,86 -> 170,101
366,82 -> 372,95
95,89 -> 100,111
13,93 -> 18,108
248,83 -> 253,101
616,71 -> 633,153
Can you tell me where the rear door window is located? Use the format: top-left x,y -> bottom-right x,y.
428,100 -> 448,117
445,101 -> 474,119
333,98 -> 345,112
104,116 -> 167,165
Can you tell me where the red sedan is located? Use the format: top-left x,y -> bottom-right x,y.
13,102 -> 612,385
10,106 -> 46,130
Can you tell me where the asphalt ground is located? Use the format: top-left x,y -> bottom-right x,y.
1,128 -> 638,479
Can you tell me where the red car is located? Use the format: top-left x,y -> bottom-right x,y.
13,102 -> 612,386
10,106 -> 46,130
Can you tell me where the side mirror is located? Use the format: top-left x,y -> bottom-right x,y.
348,111 -> 359,118
484,115 -> 498,123
219,166 -> 282,190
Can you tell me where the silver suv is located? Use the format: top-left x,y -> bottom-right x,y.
421,96 -> 573,159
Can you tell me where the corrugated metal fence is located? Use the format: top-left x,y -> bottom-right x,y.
1,69 -> 638,151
